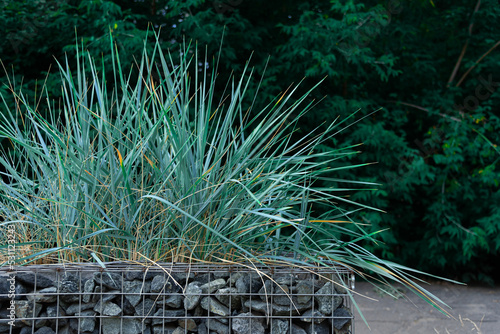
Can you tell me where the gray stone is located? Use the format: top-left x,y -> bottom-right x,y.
135,298 -> 156,318
16,272 -> 54,288
184,282 -> 202,310
35,323 -> 49,333
151,275 -> 167,293
143,280 -> 152,293
156,293 -> 183,309
123,280 -> 146,307
172,272 -> 195,284
197,320 -> 209,334
20,327 -> 32,334
201,296 -> 230,317
151,309 -> 185,324
121,296 -> 137,315
314,282 -> 342,315
69,319 -> 80,333
27,287 -> 57,303
231,312 -> 265,334
82,278 -> 95,303
75,310 -> 96,332
237,297 -> 250,313
60,272 -> 80,285
65,301 -> 96,315
152,274 -> 182,293
95,290 -> 119,304
235,275 -> 263,294
334,325 -> 351,334
34,326 -> 55,334
254,279 -> 313,312
271,319 -> 289,334
0,276 -> 13,301
332,276 -> 348,294
193,304 -> 205,317
200,278 -> 226,294
35,312 -> 47,329
244,299 -> 311,316
296,281 -> 315,304
59,299 -> 70,310
93,272 -> 123,290
50,305 -> 68,327
205,319 -> 229,334
301,309 -> 326,324
274,273 -> 296,286
290,324 -> 308,334
262,280 -> 313,308
311,279 -> 327,292
258,280 -> 274,301
15,282 -> 29,300
172,327 -> 186,334
125,269 -> 157,281
215,287 -> 240,310
193,273 -> 215,285
102,317 -> 149,334
15,300 -> 42,325
0,317 -> 10,334
332,307 -> 352,330
94,271 -> 123,291
303,321 -> 330,334
178,318 -> 197,332
58,279 -> 80,303
144,325 -> 153,334
35,311 -> 48,328
213,272 -> 231,280
227,272 -> 244,287
94,300 -> 122,316
91,285 -> 104,302
46,304 -> 65,318
152,325 -> 179,334
271,284 -> 294,306
55,325 -> 71,334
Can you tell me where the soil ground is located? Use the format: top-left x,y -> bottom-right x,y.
353,280 -> 500,333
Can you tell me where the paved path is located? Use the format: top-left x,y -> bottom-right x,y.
353,281 -> 500,333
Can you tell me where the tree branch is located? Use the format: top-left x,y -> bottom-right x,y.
446,0 -> 481,87
455,39 -> 500,87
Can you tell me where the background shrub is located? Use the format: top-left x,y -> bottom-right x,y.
1,0 -> 499,283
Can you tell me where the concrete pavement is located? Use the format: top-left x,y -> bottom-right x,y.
352,280 -> 500,333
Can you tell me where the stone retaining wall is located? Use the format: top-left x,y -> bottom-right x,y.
0,263 -> 354,334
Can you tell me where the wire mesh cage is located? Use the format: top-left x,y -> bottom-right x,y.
0,262 -> 355,334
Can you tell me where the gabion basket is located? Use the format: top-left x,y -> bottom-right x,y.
0,262 -> 355,334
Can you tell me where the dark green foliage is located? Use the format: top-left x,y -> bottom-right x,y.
1,0 -> 499,282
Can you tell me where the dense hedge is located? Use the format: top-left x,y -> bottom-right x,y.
1,0 -> 499,283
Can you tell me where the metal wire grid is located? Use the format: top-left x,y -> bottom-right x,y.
0,262 -> 355,334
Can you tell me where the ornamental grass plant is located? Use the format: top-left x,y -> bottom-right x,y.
0,35 -> 454,316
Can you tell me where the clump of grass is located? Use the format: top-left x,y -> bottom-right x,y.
0,34 -> 455,316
